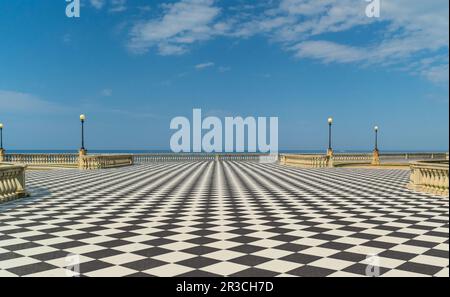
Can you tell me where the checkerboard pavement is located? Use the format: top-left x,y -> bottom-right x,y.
0,161 -> 448,277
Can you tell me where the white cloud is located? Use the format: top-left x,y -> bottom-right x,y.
125,0 -> 448,83
291,41 -> 367,64
128,0 -> 221,55
421,64 -> 449,84
89,0 -> 126,12
264,0 -> 449,83
0,90 -> 63,113
110,0 -> 127,12
218,66 -> 231,73
101,89 -> 113,97
90,0 -> 106,9
195,62 -> 215,70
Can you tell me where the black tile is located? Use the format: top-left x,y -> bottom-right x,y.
230,245 -> 265,254
178,270 -> 222,277
396,262 -> 442,275
82,249 -> 122,259
122,258 -> 166,271
288,265 -> 334,277
230,255 -> 271,266
178,257 -> 219,269
319,241 -> 353,251
79,260 -> 113,274
276,243 -> 309,252
133,247 -> 172,258
7,262 -> 58,276
378,250 -> 416,261
51,241 -> 85,250
32,250 -> 70,261
424,249 -> 450,259
97,239 -> 131,248
330,251 -> 367,262
0,252 -> 22,261
230,268 -> 278,277
404,240 -> 439,248
281,253 -> 321,265
182,246 -> 219,256
4,242 -> 41,251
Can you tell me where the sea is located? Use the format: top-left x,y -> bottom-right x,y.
6,150 -> 448,154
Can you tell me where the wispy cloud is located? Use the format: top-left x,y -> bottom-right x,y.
125,0 -> 448,84
90,0 -> 106,10
218,66 -> 231,73
128,0 -> 222,55
101,88 -> 113,97
0,90 -> 65,114
195,62 -> 215,70
0,90 -> 166,121
109,0 -> 127,13
89,0 -> 127,13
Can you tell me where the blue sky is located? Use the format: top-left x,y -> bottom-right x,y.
0,0 -> 448,151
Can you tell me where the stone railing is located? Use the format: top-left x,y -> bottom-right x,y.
3,153 -> 133,170
280,152 -> 449,168
0,164 -> 28,203
218,154 -> 268,162
280,154 -> 331,168
380,152 -> 449,161
3,153 -> 79,168
133,153 -> 215,163
132,153 -> 270,163
79,155 -> 134,170
408,160 -> 449,197
333,153 -> 373,165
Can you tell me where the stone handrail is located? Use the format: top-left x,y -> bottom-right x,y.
132,153 -> 271,163
280,152 -> 449,168
333,154 -> 373,163
380,152 -> 449,160
79,155 -> 134,170
0,164 -> 28,203
3,153 -> 79,168
133,153 -> 215,163
408,160 -> 449,197
279,154 -> 331,168
218,154 -> 268,162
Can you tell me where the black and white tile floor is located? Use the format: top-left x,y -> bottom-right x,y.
0,162 -> 448,277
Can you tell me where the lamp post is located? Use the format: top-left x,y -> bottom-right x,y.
79,114 -> 87,156
0,123 -> 4,162
0,123 -> 3,150
374,126 -> 379,151
372,125 -> 380,165
327,117 -> 334,157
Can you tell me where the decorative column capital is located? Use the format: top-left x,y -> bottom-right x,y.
0,148 -> 5,163
372,149 -> 380,165
326,148 -> 334,157
79,148 -> 87,157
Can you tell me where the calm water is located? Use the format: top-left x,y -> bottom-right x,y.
7,150 -> 447,154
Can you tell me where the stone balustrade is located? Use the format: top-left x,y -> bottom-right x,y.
0,164 -> 28,203
3,153 -> 133,170
133,154 -> 215,163
408,160 -> 449,197
3,154 -> 79,168
380,152 -> 449,161
280,152 -> 449,168
279,154 -> 331,168
79,155 -> 134,170
132,153 -> 271,163
333,153 -> 373,163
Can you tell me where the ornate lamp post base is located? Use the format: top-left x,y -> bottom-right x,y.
326,148 -> 334,157
79,148 -> 87,157
0,148 -> 5,163
372,149 -> 380,165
